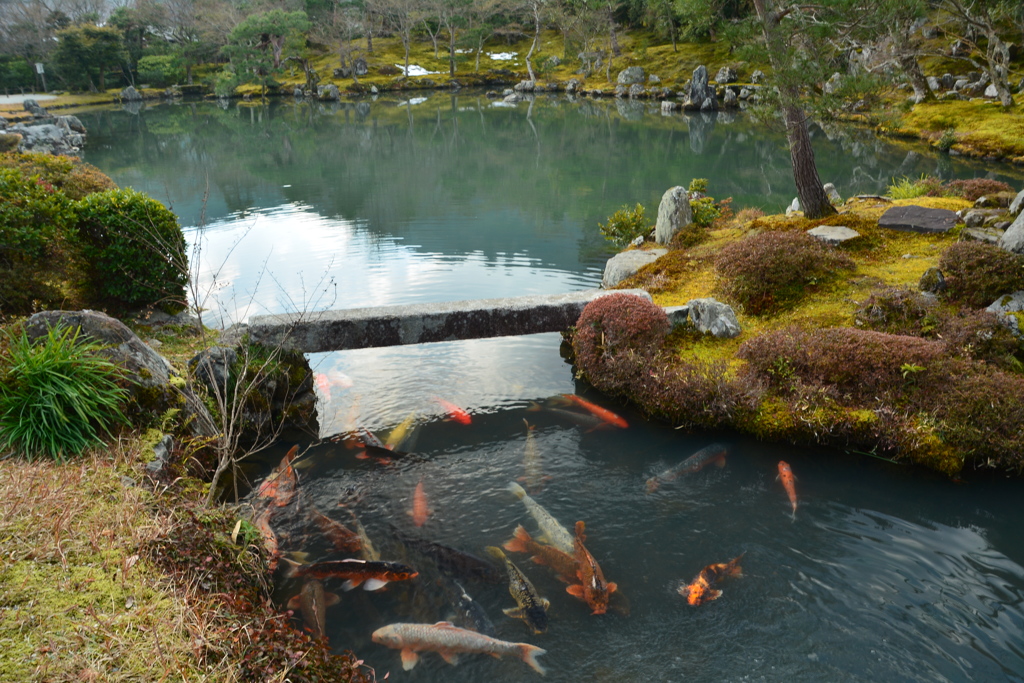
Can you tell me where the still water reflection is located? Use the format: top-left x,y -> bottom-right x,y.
80,95 -> 1024,682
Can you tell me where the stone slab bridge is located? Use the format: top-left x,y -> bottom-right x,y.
246,289 -> 652,353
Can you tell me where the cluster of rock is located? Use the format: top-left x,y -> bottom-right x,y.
0,99 -> 87,156
924,71 -> 1022,100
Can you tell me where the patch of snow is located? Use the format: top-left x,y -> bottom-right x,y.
488,52 -> 517,61
397,64 -> 440,77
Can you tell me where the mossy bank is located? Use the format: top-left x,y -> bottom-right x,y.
575,187 -> 1024,478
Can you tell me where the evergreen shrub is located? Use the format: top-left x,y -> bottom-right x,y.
74,188 -> 188,310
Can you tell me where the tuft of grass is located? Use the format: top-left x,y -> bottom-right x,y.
887,174 -> 936,199
0,325 -> 130,461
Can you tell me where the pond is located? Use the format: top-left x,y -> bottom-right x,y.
80,95 -> 1024,682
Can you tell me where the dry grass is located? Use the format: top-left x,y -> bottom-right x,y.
0,438 -> 239,682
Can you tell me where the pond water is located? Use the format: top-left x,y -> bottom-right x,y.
80,95 -> 1024,682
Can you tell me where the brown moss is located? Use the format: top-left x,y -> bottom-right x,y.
939,241 -> 1024,309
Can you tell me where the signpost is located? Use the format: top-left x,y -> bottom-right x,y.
35,63 -> 47,93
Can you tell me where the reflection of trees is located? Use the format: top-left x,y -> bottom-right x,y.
79,96 -> 1007,262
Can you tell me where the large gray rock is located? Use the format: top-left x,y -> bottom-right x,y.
10,121 -> 84,155
318,84 -> 340,100
23,99 -> 48,117
987,291 -> 1024,314
686,298 -> 742,339
751,70 -> 765,84
1009,189 -> 1024,216
628,83 -> 645,99
998,212 -> 1024,253
617,66 -> 645,85
602,248 -> 667,288
353,57 -> 369,76
823,182 -> 842,205
121,85 -> 144,101
722,88 -> 738,108
655,186 -> 694,245
684,65 -> 717,111
878,206 -> 959,234
714,66 -> 737,84
807,225 -> 860,246
56,114 -> 86,134
919,267 -> 947,293
24,310 -> 215,436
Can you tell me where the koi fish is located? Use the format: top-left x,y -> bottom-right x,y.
486,546 -> 550,634
391,526 -> 502,583
435,397 -> 472,424
354,443 -> 397,465
386,413 -> 421,451
256,445 -> 299,507
314,373 -> 332,402
443,579 -> 497,637
349,513 -> 380,562
308,506 -> 363,554
255,507 -> 280,570
557,394 -> 628,428
371,621 -> 546,674
283,558 -> 419,591
777,460 -> 798,520
679,553 -> 744,606
507,481 -> 574,554
503,524 -> 578,584
409,479 -> 431,527
519,420 -> 549,493
566,521 -> 617,615
287,579 -> 339,639
646,443 -> 728,493
527,402 -> 613,431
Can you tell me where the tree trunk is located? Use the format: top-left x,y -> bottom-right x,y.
785,104 -> 836,219
98,63 -> 105,91
897,52 -> 932,103
186,63 -> 193,85
984,32 -> 1014,108
525,1 -> 540,83
609,17 -> 621,57
366,11 -> 374,53
449,31 -> 456,77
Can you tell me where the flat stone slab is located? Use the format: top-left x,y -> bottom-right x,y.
964,227 -> 1003,244
878,206 -> 958,234
987,291 -> 1024,314
806,225 -> 860,246
602,248 -> 667,288
247,289 -> 653,353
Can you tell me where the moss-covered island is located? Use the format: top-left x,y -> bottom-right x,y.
575,182 -> 1024,477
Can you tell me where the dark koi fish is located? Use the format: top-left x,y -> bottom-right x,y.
443,578 -> 497,638
308,506 -> 362,554
287,579 -> 339,639
646,443 -> 728,493
283,558 -> 419,591
679,553 -> 744,606
390,525 -> 502,584
486,546 -> 550,634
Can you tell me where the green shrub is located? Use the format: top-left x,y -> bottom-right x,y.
0,325 -> 129,460
138,55 -> 185,87
688,178 -> 708,194
714,230 -> 855,314
598,203 -> 651,248
853,286 -> 938,336
0,168 -> 77,314
887,175 -> 937,199
691,196 -> 722,227
74,188 -> 188,311
0,151 -> 117,200
938,241 -> 1024,309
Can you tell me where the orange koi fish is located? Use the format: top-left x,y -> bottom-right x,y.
434,397 -> 472,425
503,524 -> 578,584
255,507 -> 280,570
566,521 -> 617,615
777,460 -> 798,520
314,373 -> 332,402
679,553 -> 744,606
560,394 -> 628,429
409,479 -> 431,527
257,445 -> 299,507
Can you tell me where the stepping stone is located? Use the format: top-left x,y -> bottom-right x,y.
878,206 -> 959,234
807,225 -> 860,246
963,227 -> 1003,244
